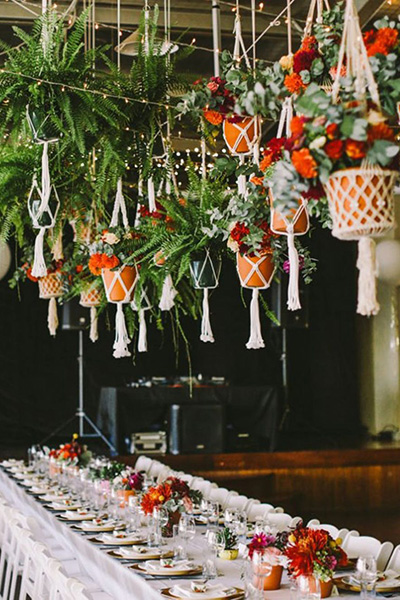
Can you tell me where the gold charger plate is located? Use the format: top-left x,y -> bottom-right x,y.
131,563 -> 203,577
161,586 -> 245,599
108,549 -> 174,561
334,576 -> 400,594
72,524 -> 116,533
88,535 -> 146,546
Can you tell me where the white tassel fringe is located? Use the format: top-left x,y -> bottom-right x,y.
246,289 -> 265,350
159,274 -> 177,311
89,306 -> 99,343
357,237 -> 380,316
113,303 -> 131,358
48,297 -> 58,337
200,288 -> 215,343
238,174 -> 247,197
138,309 -> 147,352
31,228 -> 48,278
148,177 -> 156,213
110,177 -> 129,229
287,230 -> 301,311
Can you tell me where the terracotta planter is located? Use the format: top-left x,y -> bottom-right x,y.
38,272 -> 63,299
320,579 -> 334,598
80,285 -> 102,307
236,253 -> 275,289
270,192 -> 309,236
162,509 -> 181,538
102,265 -> 138,303
218,549 -> 238,560
117,489 -> 135,505
263,565 -> 284,590
325,167 -> 396,240
223,116 -> 260,155
190,252 -> 221,289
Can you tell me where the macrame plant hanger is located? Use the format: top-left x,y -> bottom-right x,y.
189,248 -> 221,343
327,0 -> 396,316
270,1 -> 310,312
28,0 -> 61,280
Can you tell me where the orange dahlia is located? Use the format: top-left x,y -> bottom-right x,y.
284,73 -> 306,94
368,122 -> 395,143
345,139 -> 367,160
88,253 -> 103,276
203,109 -> 223,126
291,148 -> 318,179
102,254 -> 120,270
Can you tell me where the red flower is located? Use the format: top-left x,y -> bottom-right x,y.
260,137 -> 285,171
75,265 -> 83,274
345,139 -> 367,160
293,48 -> 319,74
301,36 -> 317,51
326,123 -> 339,140
291,116 -> 307,138
230,222 -> 250,242
324,140 -> 344,160
284,73 -> 306,94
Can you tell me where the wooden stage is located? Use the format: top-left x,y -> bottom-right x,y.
121,442 -> 400,516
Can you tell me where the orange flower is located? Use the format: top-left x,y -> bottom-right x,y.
203,109 -> 223,126
365,27 -> 399,57
141,483 -> 172,515
301,35 -> 317,51
345,139 -> 367,160
291,148 -> 318,179
284,73 -> 306,94
368,122 -> 395,143
250,176 -> 264,186
326,123 -> 339,140
75,265 -> 83,274
260,154 -> 273,172
88,253 -> 103,276
290,116 -> 306,137
102,254 -> 120,270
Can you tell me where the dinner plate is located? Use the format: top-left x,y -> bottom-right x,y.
131,561 -> 203,577
46,502 -> 81,511
96,533 -> 146,545
73,522 -> 119,533
334,575 -> 400,594
58,511 -> 95,522
161,586 -> 244,599
108,548 -> 174,561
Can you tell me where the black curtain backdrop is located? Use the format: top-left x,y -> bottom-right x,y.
0,225 -> 361,450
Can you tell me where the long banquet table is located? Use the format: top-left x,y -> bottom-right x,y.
0,466 -> 397,600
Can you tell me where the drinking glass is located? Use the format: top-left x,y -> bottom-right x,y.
242,556 -> 263,599
252,549 -> 273,596
296,574 -> 321,600
355,556 -> 378,600
178,514 -> 196,559
233,511 -> 248,545
173,524 -> 185,560
208,502 -> 220,528
225,507 -> 239,527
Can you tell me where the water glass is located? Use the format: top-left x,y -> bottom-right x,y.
296,574 -> 321,600
178,514 -> 196,559
356,556 -> 378,600
172,524 -> 185,560
207,502 -> 220,527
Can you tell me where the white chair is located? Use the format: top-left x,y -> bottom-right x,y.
156,466 -> 174,483
343,535 -> 393,571
225,494 -> 254,513
267,512 -> 301,531
386,545 -> 400,572
246,502 -> 275,522
208,487 -> 238,509
134,455 -> 154,473
307,519 -> 350,541
191,478 -> 217,498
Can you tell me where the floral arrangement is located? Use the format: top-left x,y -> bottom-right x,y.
364,16 -> 400,118
285,527 -> 348,582
88,226 -> 141,276
113,469 -> 144,492
141,476 -> 202,516
280,4 -> 344,95
49,434 -> 92,467
247,530 -> 290,560
217,527 -> 239,551
89,460 -> 126,481
270,84 -> 400,215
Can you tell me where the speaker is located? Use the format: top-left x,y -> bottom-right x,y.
61,299 -> 89,331
270,278 -> 309,329
169,403 -> 225,454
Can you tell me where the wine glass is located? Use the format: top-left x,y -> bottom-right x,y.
296,574 -> 321,600
355,556 -> 378,600
208,502 -> 220,528
232,511 -> 248,545
178,514 -> 196,560
225,507 -> 239,527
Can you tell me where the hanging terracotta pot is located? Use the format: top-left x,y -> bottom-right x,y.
80,285 -> 102,308
102,265 -> 138,303
26,106 -> 59,144
320,579 -> 334,598
324,166 -> 396,240
269,192 -> 309,236
236,252 -> 275,289
190,252 -> 221,289
223,116 -> 260,155
38,272 -> 63,299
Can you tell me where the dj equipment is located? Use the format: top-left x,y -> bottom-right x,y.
169,403 -> 225,454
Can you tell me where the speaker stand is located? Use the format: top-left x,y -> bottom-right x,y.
40,330 -> 117,455
278,327 -> 291,431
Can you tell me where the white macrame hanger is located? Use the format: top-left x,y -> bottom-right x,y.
330,0 -> 383,317
233,1 -> 251,69
131,288 -> 152,352
28,175 -> 60,278
110,177 -> 129,229
303,0 -> 330,38
189,249 -> 220,343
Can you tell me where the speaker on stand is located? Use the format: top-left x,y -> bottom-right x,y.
271,277 -> 309,432
40,299 -> 117,454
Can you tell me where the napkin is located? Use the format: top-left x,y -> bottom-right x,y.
118,546 -> 157,558
60,511 -> 95,520
171,584 -> 233,599
98,532 -> 141,544
79,521 -> 116,532
29,486 -> 50,494
145,559 -> 195,574
50,502 -> 80,511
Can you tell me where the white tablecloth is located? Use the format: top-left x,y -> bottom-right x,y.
0,468 -> 398,600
